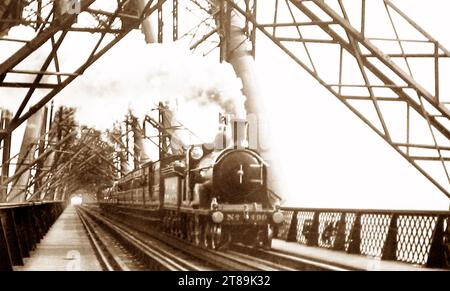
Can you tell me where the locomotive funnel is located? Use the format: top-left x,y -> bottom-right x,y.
231,118 -> 248,149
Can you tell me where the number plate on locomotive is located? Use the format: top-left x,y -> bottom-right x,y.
225,213 -> 268,223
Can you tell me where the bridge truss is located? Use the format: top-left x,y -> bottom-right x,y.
1,0 -> 450,201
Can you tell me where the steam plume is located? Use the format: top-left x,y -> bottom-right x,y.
0,26 -> 247,145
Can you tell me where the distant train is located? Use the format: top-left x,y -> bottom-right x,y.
100,117 -> 283,249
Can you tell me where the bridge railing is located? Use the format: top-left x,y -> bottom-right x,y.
278,207 -> 450,269
0,201 -> 66,271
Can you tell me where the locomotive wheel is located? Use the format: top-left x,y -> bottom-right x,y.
175,215 -> 182,238
211,224 -> 223,250
173,215 -> 178,236
263,225 -> 274,249
186,218 -> 193,242
204,221 -> 223,250
253,225 -> 273,249
162,215 -> 169,232
201,221 -> 209,249
187,218 -> 198,244
193,217 -> 201,246
168,212 -> 173,234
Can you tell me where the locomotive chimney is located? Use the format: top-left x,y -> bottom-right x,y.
230,118 -> 248,149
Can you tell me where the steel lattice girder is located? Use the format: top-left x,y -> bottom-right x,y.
3,0 -> 450,200
211,0 -> 450,199
0,0 -> 162,135
25,128 -> 115,201
126,0 -> 450,198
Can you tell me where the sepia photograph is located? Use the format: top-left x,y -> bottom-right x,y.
0,0 -> 449,278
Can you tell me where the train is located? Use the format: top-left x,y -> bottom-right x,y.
99,116 -> 283,249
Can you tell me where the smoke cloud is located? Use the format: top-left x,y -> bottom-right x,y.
0,25 -> 247,143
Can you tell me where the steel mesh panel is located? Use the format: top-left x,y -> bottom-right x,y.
277,210 -> 294,239
318,212 -> 341,248
360,214 -> 391,257
278,208 -> 450,268
296,211 -> 315,244
344,213 -> 356,251
396,215 -> 437,265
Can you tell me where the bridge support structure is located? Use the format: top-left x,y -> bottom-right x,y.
0,109 -> 12,202
0,202 -> 66,271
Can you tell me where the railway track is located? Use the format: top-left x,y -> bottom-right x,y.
229,244 -> 356,271
77,205 -> 356,271
78,205 -> 283,270
77,207 -> 213,271
77,208 -> 132,270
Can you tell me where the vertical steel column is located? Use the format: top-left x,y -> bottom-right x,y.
305,212 -> 320,247
347,214 -> 362,254
41,145 -> 56,200
217,0 -> 279,194
382,214 -> 399,261
40,106 -> 56,200
8,110 -> 46,203
119,125 -> 131,175
33,107 -> 48,197
136,0 -> 158,43
427,216 -> 447,268
158,0 -> 163,43
173,0 -> 178,41
36,0 -> 43,30
132,1 -> 160,166
333,213 -> 347,251
159,104 -> 166,160
0,109 -> 12,202
131,115 -> 150,168
1,209 -> 23,265
0,214 -> 13,271
286,210 -> 299,242
122,0 -> 160,169
218,0 -> 260,116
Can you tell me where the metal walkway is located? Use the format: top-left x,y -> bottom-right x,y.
14,205 -> 101,271
272,240 -> 436,271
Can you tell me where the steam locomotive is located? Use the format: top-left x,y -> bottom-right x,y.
100,117 -> 283,249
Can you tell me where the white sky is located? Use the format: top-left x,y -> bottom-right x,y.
1,0 -> 450,210
255,0 -> 450,209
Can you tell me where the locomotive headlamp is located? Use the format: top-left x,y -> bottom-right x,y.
274,200 -> 281,211
190,146 -> 204,160
272,211 -> 284,224
212,211 -> 224,224
211,197 -> 219,210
